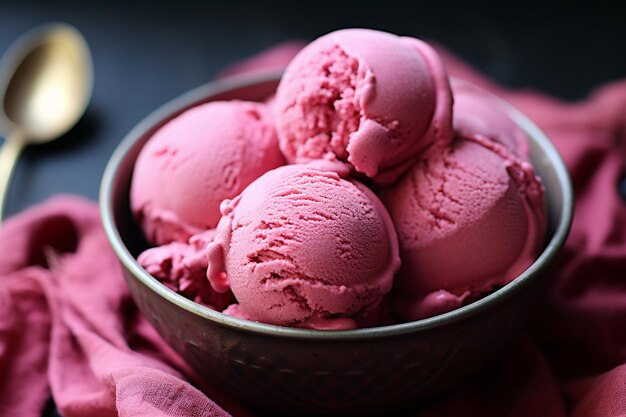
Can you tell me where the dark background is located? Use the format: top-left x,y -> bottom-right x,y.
1,1 -> 625,218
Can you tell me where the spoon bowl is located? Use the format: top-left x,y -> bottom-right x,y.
0,23 -> 93,221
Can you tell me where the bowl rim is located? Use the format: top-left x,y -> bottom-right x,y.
100,70 -> 574,341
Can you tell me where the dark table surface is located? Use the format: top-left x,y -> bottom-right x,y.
2,0 -> 625,219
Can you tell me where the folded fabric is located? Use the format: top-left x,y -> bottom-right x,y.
1,43 -> 625,417
0,197 -> 253,417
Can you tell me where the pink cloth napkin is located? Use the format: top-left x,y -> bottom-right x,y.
1,43 -> 625,417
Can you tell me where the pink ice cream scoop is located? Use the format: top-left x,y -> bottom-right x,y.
130,100 -> 285,245
206,165 -> 400,329
452,80 -> 530,159
381,136 -> 547,321
274,28 -> 453,184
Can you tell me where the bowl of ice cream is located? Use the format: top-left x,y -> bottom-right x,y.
100,29 -> 573,416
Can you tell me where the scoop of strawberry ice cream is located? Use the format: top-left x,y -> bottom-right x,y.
130,100 -> 285,245
274,28 -> 453,184
206,165 -> 400,329
452,80 -> 530,159
381,136 -> 546,321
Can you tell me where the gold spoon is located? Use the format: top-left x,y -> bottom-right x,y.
0,23 -> 93,222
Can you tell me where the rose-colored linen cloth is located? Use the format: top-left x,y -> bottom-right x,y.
1,43 -> 625,417
0,198 -> 252,417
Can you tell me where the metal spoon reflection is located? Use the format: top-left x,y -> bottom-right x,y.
0,23 -> 93,222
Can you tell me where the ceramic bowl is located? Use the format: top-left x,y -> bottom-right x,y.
100,72 -> 573,416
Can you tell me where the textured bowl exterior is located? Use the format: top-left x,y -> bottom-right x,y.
100,72 -> 573,416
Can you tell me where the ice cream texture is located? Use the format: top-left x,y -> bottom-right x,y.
137,230 -> 235,310
130,100 -> 285,245
131,28 -> 549,328
381,123 -> 546,321
274,28 -> 453,184
452,80 -> 530,159
206,165 -> 400,329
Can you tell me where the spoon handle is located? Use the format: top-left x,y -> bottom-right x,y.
0,131 -> 26,223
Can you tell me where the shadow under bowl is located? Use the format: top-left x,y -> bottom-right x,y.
100,71 -> 573,416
